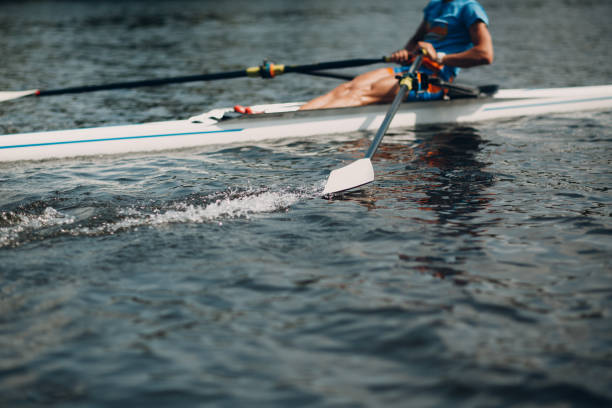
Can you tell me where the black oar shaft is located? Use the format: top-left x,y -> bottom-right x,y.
33,57 -> 388,97
36,70 -> 249,96
299,71 -> 355,81
285,58 -> 388,73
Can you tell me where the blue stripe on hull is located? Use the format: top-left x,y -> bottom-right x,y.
0,128 -> 243,150
483,96 -> 612,111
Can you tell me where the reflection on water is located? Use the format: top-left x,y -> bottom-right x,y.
337,125 -> 497,279
409,125 -> 495,231
401,126 -> 497,279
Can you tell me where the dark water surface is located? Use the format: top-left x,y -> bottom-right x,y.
1,1 -> 612,407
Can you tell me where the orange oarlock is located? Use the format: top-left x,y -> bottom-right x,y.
391,54 -> 444,74
421,56 -> 444,72
267,63 -> 277,78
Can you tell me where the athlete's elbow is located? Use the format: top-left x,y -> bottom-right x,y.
479,50 -> 494,65
471,44 -> 494,65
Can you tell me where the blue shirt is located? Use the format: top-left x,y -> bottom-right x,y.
422,0 -> 489,80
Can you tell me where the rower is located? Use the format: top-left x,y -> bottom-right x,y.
299,0 -> 493,110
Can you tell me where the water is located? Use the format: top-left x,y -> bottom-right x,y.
1,1 -> 612,407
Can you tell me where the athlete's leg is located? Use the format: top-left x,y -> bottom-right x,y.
299,68 -> 399,110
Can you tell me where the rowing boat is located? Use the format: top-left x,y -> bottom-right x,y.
1,85 -> 611,162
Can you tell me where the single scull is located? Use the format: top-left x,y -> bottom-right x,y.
1,84 -> 611,163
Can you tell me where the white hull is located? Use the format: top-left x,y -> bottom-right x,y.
1,85 -> 611,162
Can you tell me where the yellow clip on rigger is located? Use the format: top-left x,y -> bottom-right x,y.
246,66 -> 261,77
399,76 -> 414,91
271,64 -> 285,76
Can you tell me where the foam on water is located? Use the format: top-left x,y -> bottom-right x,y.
0,207 -> 75,248
82,188 -> 309,235
0,187 -> 315,247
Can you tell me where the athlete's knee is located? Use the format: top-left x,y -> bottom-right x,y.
333,81 -> 357,96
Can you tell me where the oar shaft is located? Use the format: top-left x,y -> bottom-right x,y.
365,54 -> 423,159
285,58 -> 389,73
36,70 -> 248,96
299,71 -> 355,81
365,84 -> 411,159
31,57 -> 389,98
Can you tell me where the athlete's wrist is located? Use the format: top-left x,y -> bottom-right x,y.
436,52 -> 446,64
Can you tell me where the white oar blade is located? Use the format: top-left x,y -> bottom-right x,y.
322,158 -> 374,195
0,89 -> 38,102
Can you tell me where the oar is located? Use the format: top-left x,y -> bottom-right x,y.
322,52 -> 425,195
0,57 -> 389,103
300,71 -> 355,81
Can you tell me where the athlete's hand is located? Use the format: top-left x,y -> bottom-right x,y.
390,49 -> 412,65
416,41 -> 438,62
391,41 -> 440,65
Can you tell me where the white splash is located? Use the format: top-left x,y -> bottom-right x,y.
79,189 -> 307,235
157,191 -> 301,223
0,207 -> 75,248
1,187 -> 315,245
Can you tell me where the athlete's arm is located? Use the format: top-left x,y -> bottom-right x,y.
438,21 -> 494,67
